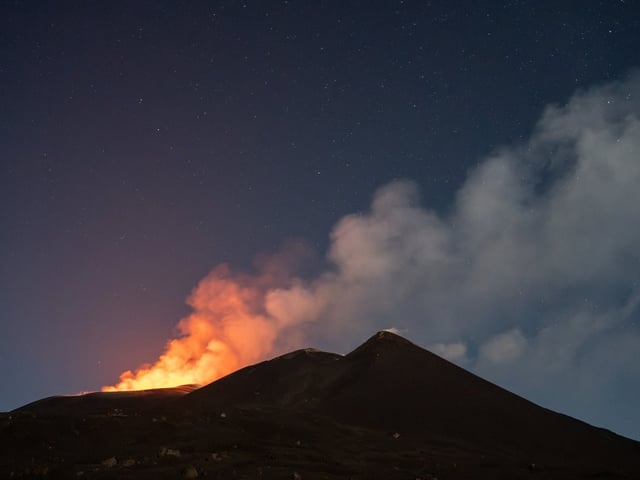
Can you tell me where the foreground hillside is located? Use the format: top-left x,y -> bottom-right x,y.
2,331 -> 639,479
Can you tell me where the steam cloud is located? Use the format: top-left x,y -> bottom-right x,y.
105,72 -> 640,437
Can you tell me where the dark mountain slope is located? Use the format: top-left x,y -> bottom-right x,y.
15,384 -> 198,416
320,332 -> 639,465
181,348 -> 341,411
182,331 -> 640,471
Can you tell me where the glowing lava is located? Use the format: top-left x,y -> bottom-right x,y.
102,265 -> 281,392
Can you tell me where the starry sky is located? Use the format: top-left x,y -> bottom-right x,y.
2,1 -> 640,439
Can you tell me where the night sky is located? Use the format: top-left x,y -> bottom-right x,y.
2,1 -> 640,439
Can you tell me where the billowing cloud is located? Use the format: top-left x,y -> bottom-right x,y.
275,71 -> 640,339
428,341 -> 468,363
478,329 -> 527,366
264,71 -> 640,436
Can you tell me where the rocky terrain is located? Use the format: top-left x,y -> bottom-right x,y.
2,331 -> 639,479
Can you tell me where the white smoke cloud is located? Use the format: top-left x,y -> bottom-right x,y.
428,341 -> 468,363
478,329 -> 527,365
264,71 -> 640,438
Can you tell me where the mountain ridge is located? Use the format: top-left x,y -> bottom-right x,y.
5,331 -> 639,479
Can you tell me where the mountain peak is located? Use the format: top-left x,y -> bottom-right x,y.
347,329 -> 415,356
372,330 -> 411,342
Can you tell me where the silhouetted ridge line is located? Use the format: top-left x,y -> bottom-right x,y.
10,331 -> 640,478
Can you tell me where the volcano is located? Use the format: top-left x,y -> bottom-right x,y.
3,331 -> 639,479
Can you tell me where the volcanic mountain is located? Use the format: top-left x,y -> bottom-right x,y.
3,331 -> 639,479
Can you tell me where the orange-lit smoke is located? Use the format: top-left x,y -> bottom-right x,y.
102,263 -> 295,392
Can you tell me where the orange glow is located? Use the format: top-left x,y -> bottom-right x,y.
102,265 -> 281,392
